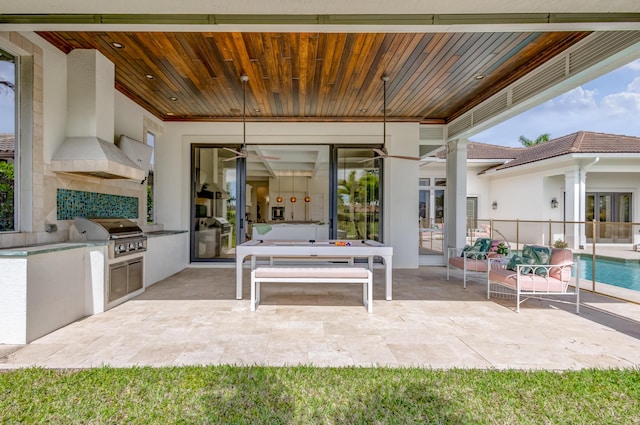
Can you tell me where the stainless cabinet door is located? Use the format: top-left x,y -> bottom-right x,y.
128,259 -> 143,293
109,262 -> 128,302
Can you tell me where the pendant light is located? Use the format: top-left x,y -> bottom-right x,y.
304,175 -> 311,203
276,171 -> 283,203
290,171 -> 297,203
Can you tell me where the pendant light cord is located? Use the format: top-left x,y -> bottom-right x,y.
382,75 -> 388,149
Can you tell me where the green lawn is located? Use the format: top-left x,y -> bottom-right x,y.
1,366 -> 639,424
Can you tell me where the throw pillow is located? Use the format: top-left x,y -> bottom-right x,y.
506,254 -> 535,274
464,238 -> 492,259
522,245 -> 552,276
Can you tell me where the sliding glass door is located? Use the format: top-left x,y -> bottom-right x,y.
190,144 -> 382,262
191,146 -> 238,261
335,147 -> 381,241
586,192 -> 632,243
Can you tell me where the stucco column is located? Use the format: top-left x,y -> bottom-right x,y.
445,139 -> 467,254
564,169 -> 581,249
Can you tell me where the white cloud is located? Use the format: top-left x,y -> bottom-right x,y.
627,76 -> 640,93
547,86 -> 598,111
601,92 -> 640,115
624,59 -> 640,71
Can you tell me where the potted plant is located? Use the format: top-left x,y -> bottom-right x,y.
496,242 -> 509,256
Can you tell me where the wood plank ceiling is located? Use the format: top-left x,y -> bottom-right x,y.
37,31 -> 589,123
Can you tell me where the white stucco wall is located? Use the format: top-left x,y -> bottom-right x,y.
114,91 -> 152,142
466,163 -> 494,220
19,32 -> 69,163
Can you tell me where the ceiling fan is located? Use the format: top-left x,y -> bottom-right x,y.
360,75 -> 421,163
224,75 -> 279,162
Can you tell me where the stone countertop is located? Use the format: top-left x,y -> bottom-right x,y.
0,231 -> 188,257
144,230 -> 188,237
0,241 -> 107,257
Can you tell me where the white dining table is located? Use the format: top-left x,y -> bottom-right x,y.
235,239 -> 393,301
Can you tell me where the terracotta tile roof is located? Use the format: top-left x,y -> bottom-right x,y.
495,131 -> 640,170
434,141 -> 521,160
0,134 -> 15,153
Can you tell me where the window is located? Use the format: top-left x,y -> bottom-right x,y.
146,131 -> 155,223
0,48 -> 16,232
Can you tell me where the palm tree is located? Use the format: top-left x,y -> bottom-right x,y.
0,80 -> 15,92
519,133 -> 550,147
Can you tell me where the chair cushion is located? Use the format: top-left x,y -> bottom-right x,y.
449,256 -> 488,272
489,269 -> 568,292
549,248 -> 573,281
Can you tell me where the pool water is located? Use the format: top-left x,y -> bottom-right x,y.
576,257 -> 640,292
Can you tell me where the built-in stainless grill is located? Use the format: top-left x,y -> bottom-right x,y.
73,217 -> 147,305
194,216 -> 231,257
73,217 -> 147,258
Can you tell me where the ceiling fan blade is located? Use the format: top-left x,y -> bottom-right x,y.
372,148 -> 388,157
223,155 -> 241,161
223,147 -> 244,156
254,154 -> 280,160
388,155 -> 421,161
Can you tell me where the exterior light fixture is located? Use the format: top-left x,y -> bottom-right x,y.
551,197 -> 559,208
492,201 -> 498,210
110,42 -> 124,49
144,74 -> 155,80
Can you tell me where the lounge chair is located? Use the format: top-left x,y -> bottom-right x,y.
487,245 -> 579,313
447,238 -> 509,288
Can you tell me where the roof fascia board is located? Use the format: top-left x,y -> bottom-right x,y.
485,152 -> 640,176
1,12 -> 640,31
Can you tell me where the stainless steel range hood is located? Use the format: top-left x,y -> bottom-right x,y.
51,136 -> 145,180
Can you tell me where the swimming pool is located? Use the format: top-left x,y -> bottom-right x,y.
576,256 -> 640,292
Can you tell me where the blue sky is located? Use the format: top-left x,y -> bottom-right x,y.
473,59 -> 640,147
0,60 -> 15,134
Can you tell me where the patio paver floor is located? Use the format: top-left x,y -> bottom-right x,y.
2,266 -> 640,370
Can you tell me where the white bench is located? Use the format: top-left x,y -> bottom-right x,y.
250,266 -> 373,313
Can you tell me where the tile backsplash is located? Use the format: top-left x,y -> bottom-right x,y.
57,189 -> 139,220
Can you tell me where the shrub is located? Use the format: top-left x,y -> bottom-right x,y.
553,239 -> 568,249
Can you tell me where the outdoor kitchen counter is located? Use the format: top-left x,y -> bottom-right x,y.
144,230 -> 189,287
0,241 -> 106,257
0,242 -> 99,344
